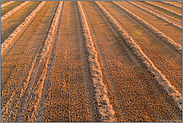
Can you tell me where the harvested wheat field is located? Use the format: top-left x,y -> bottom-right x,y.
1,1 -> 182,122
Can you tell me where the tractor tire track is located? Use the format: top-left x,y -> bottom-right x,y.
1,1 -> 59,122
161,1 -> 182,9
98,1 -> 182,94
1,1 -> 24,16
128,1 -> 182,30
94,0 -> 182,112
42,1 -> 91,122
1,1 -> 45,55
82,1 -> 182,121
1,1 -> 30,22
111,1 -> 182,54
17,1 -> 62,122
142,1 -> 182,21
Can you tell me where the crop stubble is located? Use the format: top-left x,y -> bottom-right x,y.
1,1 -> 182,122
140,1 -> 182,21
1,1 -> 24,16
99,1 -> 182,94
42,1 -> 90,122
116,1 -> 182,45
128,1 -> 182,31
150,1 -> 182,14
83,1 -> 181,121
1,1 -> 59,122
1,1 -> 41,44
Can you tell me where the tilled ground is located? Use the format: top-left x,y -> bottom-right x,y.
1,1 -> 182,122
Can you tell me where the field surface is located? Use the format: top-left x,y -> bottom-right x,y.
1,1 -> 182,122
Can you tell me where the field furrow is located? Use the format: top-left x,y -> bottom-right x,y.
1,1 -> 9,5
140,1 -> 182,21
117,1 -> 182,45
1,1 -> 24,16
1,1 -> 182,122
17,1 -> 62,122
1,1 -> 30,22
1,1 -> 59,122
129,1 -> 181,30
82,1 -> 181,121
99,1 -> 182,94
42,1 -> 90,122
1,1 -> 15,8
1,1 -> 41,44
151,1 -> 182,14
161,1 -> 182,9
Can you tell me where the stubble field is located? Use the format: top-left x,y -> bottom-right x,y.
1,1 -> 182,122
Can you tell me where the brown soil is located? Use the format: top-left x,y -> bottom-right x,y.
1,1 -> 182,122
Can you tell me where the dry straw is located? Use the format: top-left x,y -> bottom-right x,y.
129,1 -> 182,30
1,2 -> 46,56
1,1 -> 30,22
94,1 -> 182,112
112,1 -> 182,54
1,1 -> 15,8
77,1 -> 116,122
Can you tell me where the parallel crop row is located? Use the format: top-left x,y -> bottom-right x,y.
93,1 -> 182,111
112,1 -> 182,54
1,1 -> 15,8
1,2 -> 48,122
1,1 -> 182,122
77,1 -> 115,122
129,1 -> 182,30
145,1 -> 182,17
1,1 -> 30,22
19,2 -> 63,122
161,1 -> 182,9
1,1 -> 46,56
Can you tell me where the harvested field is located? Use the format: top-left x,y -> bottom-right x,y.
1,1 -> 182,122
140,1 -> 182,21
1,1 -> 24,16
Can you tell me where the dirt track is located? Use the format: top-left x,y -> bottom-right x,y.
1,1 -> 182,122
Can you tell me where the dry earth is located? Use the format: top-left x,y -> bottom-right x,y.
1,1 -> 182,122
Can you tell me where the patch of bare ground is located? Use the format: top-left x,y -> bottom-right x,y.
116,1 -> 182,46
1,1 -> 58,122
84,1 -> 181,121
1,1 -> 41,44
42,1 -> 90,122
1,1 -> 24,16
139,1 -> 182,22
99,1 -> 182,94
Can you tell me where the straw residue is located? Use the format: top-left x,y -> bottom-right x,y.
1,1 -> 63,122
1,1 -> 15,8
77,1 -> 116,122
161,1 -> 182,9
94,1 -> 182,111
145,1 -> 182,17
1,1 -> 30,22
129,1 -> 182,30
112,1 -> 182,54
20,1 -> 63,122
1,1 -> 46,56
